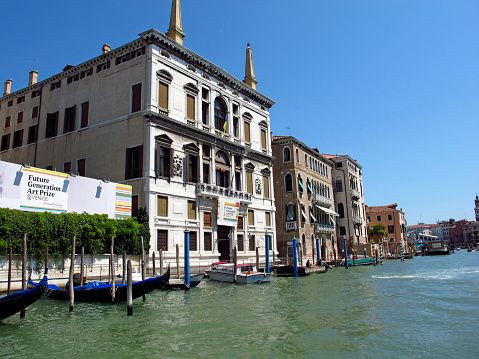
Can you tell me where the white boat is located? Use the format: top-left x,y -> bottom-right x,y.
205,263 -> 270,284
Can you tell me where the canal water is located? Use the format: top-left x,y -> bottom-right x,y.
1,251 -> 478,358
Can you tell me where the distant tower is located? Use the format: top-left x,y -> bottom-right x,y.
166,0 -> 185,45
475,194 -> 479,221
243,43 -> 257,90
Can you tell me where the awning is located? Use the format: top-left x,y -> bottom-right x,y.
298,179 -> 304,191
301,208 -> 307,220
315,205 -> 339,216
310,208 -> 317,222
307,183 -> 313,194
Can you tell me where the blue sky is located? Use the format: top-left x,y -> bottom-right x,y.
2,0 -> 478,225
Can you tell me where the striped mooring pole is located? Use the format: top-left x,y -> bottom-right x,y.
400,242 -> 404,261
379,241 -> 383,265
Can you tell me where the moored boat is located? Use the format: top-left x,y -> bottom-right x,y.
162,272 -> 205,289
206,263 -> 270,284
29,269 -> 170,302
0,276 -> 48,321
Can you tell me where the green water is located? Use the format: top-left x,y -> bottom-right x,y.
1,251 -> 478,358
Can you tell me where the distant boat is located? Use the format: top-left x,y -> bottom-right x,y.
206,263 -> 270,284
342,257 -> 376,266
162,272 -> 205,289
29,269 -> 170,302
0,276 -> 48,321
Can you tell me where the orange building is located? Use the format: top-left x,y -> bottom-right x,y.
366,203 -> 408,249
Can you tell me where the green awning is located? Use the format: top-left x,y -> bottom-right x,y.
307,183 -> 313,194
298,178 -> 304,191
315,205 -> 339,216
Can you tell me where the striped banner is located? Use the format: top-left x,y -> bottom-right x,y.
115,184 -> 132,219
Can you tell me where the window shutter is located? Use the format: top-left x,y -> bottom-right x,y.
261,129 -> 266,149
246,172 -> 253,194
187,94 -> 195,119
131,83 -> 142,113
125,148 -> 131,179
81,102 -> 89,128
244,122 -> 250,143
159,82 -> 168,110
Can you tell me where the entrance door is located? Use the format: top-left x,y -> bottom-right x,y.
217,225 -> 231,261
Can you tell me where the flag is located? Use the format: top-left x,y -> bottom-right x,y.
223,115 -> 228,136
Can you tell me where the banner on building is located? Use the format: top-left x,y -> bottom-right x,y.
217,197 -> 239,227
0,160 -> 131,219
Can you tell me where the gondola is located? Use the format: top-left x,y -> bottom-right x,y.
29,269 -> 170,303
161,272 -> 205,289
0,276 -> 48,321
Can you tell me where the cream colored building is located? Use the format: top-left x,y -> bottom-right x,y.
323,154 -> 367,251
0,0 -> 276,266
272,136 -> 337,264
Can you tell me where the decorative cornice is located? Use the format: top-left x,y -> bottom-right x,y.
140,29 -> 275,109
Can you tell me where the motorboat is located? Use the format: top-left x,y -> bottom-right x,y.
205,263 -> 270,284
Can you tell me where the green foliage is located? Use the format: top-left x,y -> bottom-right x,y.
0,208 -> 149,258
368,224 -> 389,238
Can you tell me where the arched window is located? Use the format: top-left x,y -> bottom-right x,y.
305,154 -> 308,167
283,147 -> 291,162
215,150 -> 230,188
298,173 -> 304,193
285,173 -> 293,191
214,98 -> 227,132
338,203 -> 345,218
296,148 -> 300,163
286,203 -> 296,221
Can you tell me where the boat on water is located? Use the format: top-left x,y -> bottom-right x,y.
341,257 -> 376,266
206,263 -> 270,284
0,276 -> 48,321
29,269 -> 170,302
162,272 -> 205,289
417,233 -> 451,255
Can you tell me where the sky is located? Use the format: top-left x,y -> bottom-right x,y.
1,0 -> 478,225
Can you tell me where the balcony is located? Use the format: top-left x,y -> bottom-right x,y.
351,188 -> 361,200
313,194 -> 333,208
286,221 -> 297,231
315,223 -> 335,233
353,216 -> 363,225
196,183 -> 252,203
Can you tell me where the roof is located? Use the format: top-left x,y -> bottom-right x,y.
366,204 -> 401,213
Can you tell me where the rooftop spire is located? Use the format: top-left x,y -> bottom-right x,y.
166,0 -> 185,45
243,43 -> 257,90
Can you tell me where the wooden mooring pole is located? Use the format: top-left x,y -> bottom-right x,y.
111,236 -> 115,305
127,260 -> 133,316
69,235 -> 76,312
80,247 -> 84,285
140,236 -> 146,301
7,247 -> 12,295
20,233 -> 27,318
159,249 -> 163,276
176,244 -> 180,279
122,250 -> 126,285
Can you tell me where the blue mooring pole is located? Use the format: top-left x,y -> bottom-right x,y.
343,237 -> 349,269
316,237 -> 320,266
184,229 -> 190,290
265,234 -> 270,274
293,238 -> 298,277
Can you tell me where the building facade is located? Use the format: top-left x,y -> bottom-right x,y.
323,154 -> 367,251
366,203 -> 408,247
0,0 -> 276,266
272,136 -> 337,264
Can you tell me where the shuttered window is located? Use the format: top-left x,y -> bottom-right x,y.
265,212 -> 271,227
189,231 -> 197,251
159,82 -> 168,110
77,158 -> 86,176
131,83 -> 142,113
188,200 -> 196,220
80,102 -> 89,128
244,121 -> 250,143
248,210 -> 254,226
249,235 -> 255,251
261,129 -> 266,150
187,94 -> 195,119
204,212 -> 212,227
32,106 -> 39,119
263,176 -> 270,199
157,196 -> 168,217
237,216 -> 243,230
237,234 -> 244,251
17,111 -> 23,124
157,230 -> 168,251
204,232 -> 212,251
246,171 -> 253,194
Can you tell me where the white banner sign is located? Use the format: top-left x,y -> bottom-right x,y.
217,197 -> 239,227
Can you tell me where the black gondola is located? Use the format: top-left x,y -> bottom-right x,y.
0,276 -> 48,321
29,269 -> 170,303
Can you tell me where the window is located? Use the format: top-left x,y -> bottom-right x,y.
301,204 -> 306,223
244,121 -> 250,143
187,154 -> 198,183
80,68 -> 93,79
159,82 -> 168,110
261,129 -> 267,150
157,196 -> 168,217
80,102 -> 89,128
125,145 -> 143,179
7,100 -> 13,107
214,98 -> 227,132
27,125 -> 37,144
336,162 -> 343,168
204,212 -> 212,227
305,154 -> 308,167
249,235 -> 255,251
17,111 -> 23,124
50,81 -> 61,91
296,148 -> 300,163
338,203 -> 344,218
201,102 -> 209,125
45,112 -> 58,138
203,163 -> 210,184
215,151 -> 230,188
388,225 -> 395,234
306,178 -> 312,195
12,130 -> 23,148
131,83 -> 142,113
246,171 -> 253,194
97,61 -> 110,73
248,210 -> 254,226
285,173 -> 293,192
377,215 -> 382,222
187,94 -> 195,120
64,106 -> 76,133
238,216 -> 244,230
309,206 -> 316,223
131,195 -> 139,219
189,231 -> 197,251
286,203 -> 296,221
235,171 -> 241,190
5,116 -> 11,128
265,212 -> 271,227
263,175 -> 270,199
64,162 -> 71,173
187,200 -> 196,220
156,140 -> 171,178
17,96 -> 25,104
32,106 -> 39,119
388,214 -> 393,221
31,90 -> 40,98
367,216 -> 371,223
204,232 -> 212,251
335,180 -> 343,192
298,174 -> 304,193
233,117 -> 239,137
339,226 -> 346,236
77,158 -> 86,176
67,74 -> 79,84
1,134 -> 10,151
283,147 -> 291,162
237,234 -> 244,252
157,230 -> 168,251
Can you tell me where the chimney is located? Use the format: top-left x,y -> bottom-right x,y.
102,44 -> 111,54
4,79 -> 12,96
29,70 -> 38,86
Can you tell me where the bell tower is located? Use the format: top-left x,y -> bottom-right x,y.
475,194 -> 479,221
166,0 -> 185,45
